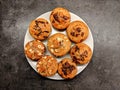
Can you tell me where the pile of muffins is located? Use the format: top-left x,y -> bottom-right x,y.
24,7 -> 92,79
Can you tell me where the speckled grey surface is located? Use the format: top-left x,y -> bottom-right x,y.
0,0 -> 120,90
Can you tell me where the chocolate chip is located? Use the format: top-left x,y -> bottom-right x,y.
53,13 -> 59,22
43,31 -> 49,33
73,56 -> 77,60
80,39 -> 84,42
52,20 -> 55,23
36,31 -> 42,36
76,34 -> 80,37
72,52 -> 74,55
46,22 -> 48,24
62,62 -> 75,75
43,36 -> 48,39
63,16 -> 69,20
75,46 -> 79,52
38,21 -> 45,24
76,27 -> 81,32
81,32 -> 84,37
70,32 -> 75,36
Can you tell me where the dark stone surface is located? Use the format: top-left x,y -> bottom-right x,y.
0,0 -> 120,90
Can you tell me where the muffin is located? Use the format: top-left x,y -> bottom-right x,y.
58,58 -> 77,79
24,40 -> 46,60
67,21 -> 89,43
70,43 -> 92,64
29,18 -> 51,40
36,55 -> 58,77
50,7 -> 71,30
47,33 -> 71,57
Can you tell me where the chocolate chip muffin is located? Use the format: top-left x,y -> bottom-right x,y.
29,18 -> 51,40
66,21 -> 89,43
58,58 -> 77,79
50,7 -> 71,30
70,43 -> 92,64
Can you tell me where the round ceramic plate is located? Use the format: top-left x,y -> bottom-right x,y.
24,11 -> 94,80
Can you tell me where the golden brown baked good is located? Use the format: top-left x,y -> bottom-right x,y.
24,40 -> 46,60
36,55 -> 58,77
47,33 -> 71,57
50,7 -> 71,30
58,58 -> 77,79
67,21 -> 89,43
29,18 -> 51,40
70,43 -> 92,64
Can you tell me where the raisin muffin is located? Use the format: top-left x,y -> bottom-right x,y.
24,40 -> 46,60
29,18 -> 51,40
70,43 -> 92,64
47,33 -> 71,57
50,7 -> 71,30
66,21 -> 89,43
58,58 -> 77,79
36,55 -> 58,77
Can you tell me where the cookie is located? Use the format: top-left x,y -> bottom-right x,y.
70,43 -> 92,64
50,7 -> 71,30
66,21 -> 89,43
24,40 -> 46,61
58,58 -> 77,79
29,18 -> 51,40
36,55 -> 58,77
47,33 -> 71,57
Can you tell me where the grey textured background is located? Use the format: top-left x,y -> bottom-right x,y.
0,0 -> 120,90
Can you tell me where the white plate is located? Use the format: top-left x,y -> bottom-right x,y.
24,11 -> 94,80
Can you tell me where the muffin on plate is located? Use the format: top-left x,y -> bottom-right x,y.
67,21 -> 89,43
50,7 -> 71,30
29,18 -> 51,40
70,43 -> 92,64
47,33 -> 71,57
36,55 -> 58,77
24,40 -> 46,60
58,58 -> 77,79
